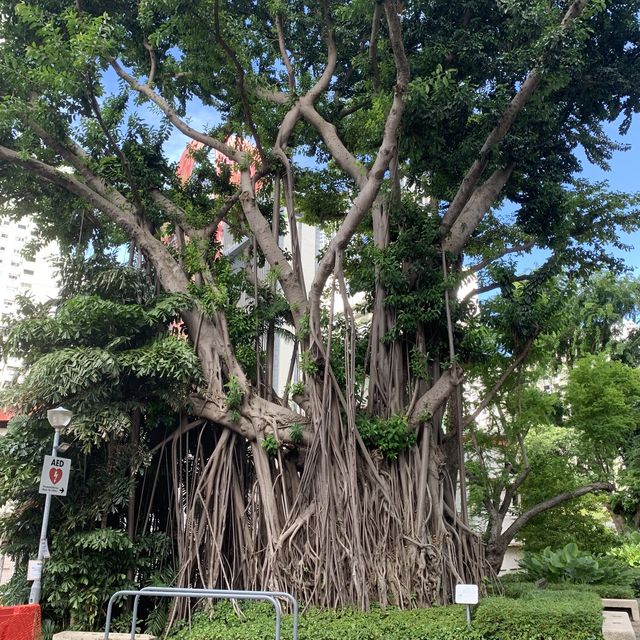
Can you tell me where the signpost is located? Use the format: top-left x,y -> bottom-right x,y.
455,583 -> 479,627
28,406 -> 73,605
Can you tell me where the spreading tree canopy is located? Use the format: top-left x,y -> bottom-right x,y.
1,0 -> 639,609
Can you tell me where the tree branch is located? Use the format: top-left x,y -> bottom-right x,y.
369,3 -> 383,92
200,192 -> 241,240
409,367 -> 461,427
190,393 -> 311,446
254,86 -> 289,105
0,144 -> 188,293
461,273 -> 531,303
308,0 -> 409,324
110,59 -> 245,164
27,121 -> 136,214
275,13 -> 295,90
298,104 -> 366,187
307,0 -> 338,102
238,170 -> 308,324
213,0 -> 266,162
143,39 -> 158,86
498,481 -> 615,545
439,0 -> 591,237
442,162 -> 516,255
464,240 -> 535,276
462,337 -> 535,428
148,190 -> 200,238
499,433 -> 531,518
85,84 -> 146,214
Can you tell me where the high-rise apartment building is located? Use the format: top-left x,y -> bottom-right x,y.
0,217 -> 59,390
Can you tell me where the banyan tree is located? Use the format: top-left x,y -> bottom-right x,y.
0,0 -> 639,608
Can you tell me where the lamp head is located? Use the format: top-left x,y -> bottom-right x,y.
46,406 -> 73,429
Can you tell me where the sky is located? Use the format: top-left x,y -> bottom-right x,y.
576,117 -> 640,273
508,115 -> 640,277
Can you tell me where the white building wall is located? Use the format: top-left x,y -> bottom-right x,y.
272,223 -> 323,395
0,217 -> 59,388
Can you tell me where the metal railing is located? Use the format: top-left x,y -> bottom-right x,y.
103,587 -> 298,640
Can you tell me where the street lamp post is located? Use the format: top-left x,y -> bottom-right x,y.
29,406 -> 73,605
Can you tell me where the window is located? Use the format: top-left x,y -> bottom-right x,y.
17,224 -> 26,230
23,269 -> 34,275
8,274 -> 18,280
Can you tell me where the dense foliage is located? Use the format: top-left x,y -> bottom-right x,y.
465,274 -> 640,568
518,542 -> 632,585
0,265 -> 194,631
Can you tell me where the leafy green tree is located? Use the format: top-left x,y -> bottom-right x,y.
0,265 -> 197,630
517,426 -> 617,555
467,276 -> 640,571
566,354 -> 640,474
0,0 -> 638,609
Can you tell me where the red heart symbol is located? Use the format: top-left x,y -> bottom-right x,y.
49,468 -> 62,485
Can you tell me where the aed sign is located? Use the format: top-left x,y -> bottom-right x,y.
455,584 -> 479,605
38,455 -> 71,496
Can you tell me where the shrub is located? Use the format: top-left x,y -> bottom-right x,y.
489,581 -> 535,599
473,590 -> 602,640
606,535 -> 640,597
355,413 -> 416,460
498,571 -> 529,583
519,542 -> 633,585
168,591 -> 603,640
491,576 -> 635,600
169,603 -> 476,640
607,540 -> 640,566
551,582 -> 634,599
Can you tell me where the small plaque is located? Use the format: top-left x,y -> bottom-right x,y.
27,559 -> 43,581
455,583 -> 479,605
39,538 -> 50,559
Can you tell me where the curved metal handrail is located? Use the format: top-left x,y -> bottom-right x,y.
137,586 -> 298,640
104,587 -> 295,640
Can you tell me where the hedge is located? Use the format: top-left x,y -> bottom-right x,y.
168,589 -> 604,640
547,582 -> 635,599
474,590 -> 603,640
491,577 -> 635,600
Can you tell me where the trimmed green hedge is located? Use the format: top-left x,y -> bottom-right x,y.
547,582 -> 635,599
168,590 -> 603,640
475,590 -> 603,640
169,604 -> 473,640
491,577 -> 635,600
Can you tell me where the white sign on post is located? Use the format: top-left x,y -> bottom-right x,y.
38,455 -> 71,496
39,538 -> 50,559
455,583 -> 479,605
27,559 -> 43,582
